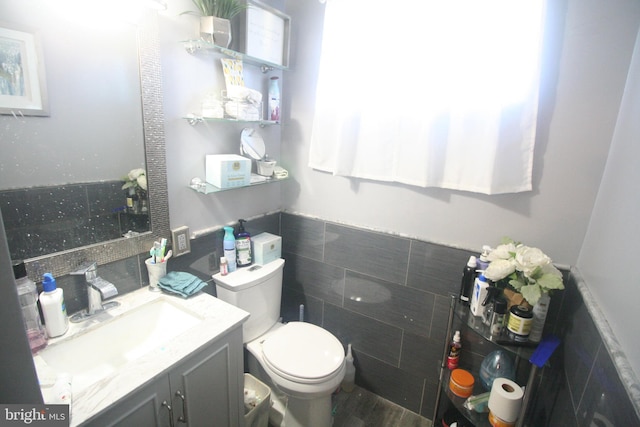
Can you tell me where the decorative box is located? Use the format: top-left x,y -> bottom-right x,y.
205,155 -> 251,189
252,233 -> 282,265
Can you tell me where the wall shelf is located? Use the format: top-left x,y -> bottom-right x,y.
181,40 -> 288,72
183,114 -> 279,127
189,175 -> 288,194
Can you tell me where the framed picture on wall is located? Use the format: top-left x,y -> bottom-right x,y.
0,23 -> 49,116
234,0 -> 291,68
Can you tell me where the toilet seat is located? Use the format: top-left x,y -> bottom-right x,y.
261,322 -> 345,384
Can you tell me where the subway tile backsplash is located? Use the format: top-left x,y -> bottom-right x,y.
40,211 -> 639,425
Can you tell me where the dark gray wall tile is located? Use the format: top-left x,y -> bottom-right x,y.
283,253 -> 344,307
324,223 -> 410,284
323,303 -> 403,366
562,288 -> 601,410
281,287 -> 324,326
355,351 -> 424,414
407,240 -> 473,297
280,213 -> 324,261
344,271 -> 433,337
400,332 -> 441,381
576,346 -> 640,426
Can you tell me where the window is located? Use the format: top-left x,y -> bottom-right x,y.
309,0 -> 546,194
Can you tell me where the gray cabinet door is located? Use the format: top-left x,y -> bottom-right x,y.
168,328 -> 244,427
83,375 -> 172,427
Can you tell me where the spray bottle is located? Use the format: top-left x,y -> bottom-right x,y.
342,344 -> 356,392
235,219 -> 252,267
223,227 -> 237,272
459,256 -> 477,304
447,330 -> 462,370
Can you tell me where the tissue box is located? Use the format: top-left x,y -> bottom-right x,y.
252,233 -> 282,265
206,155 -> 251,189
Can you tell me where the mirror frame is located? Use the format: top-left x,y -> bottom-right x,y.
23,12 -> 169,280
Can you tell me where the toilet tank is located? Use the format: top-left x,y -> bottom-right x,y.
213,258 -> 284,342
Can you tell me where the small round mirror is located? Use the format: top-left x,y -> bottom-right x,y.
240,128 -> 266,160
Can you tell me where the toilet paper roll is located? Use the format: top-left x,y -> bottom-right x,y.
488,377 -> 524,423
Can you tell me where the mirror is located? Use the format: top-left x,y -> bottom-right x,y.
240,128 -> 266,160
1,1 -> 149,260
0,3 -> 169,279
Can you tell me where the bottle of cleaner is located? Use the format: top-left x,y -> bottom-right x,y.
13,261 -> 47,353
341,343 -> 356,392
235,219 -> 252,267
458,256 -> 477,304
223,227 -> 237,272
470,274 -> 490,318
39,273 -> 69,338
447,330 -> 462,370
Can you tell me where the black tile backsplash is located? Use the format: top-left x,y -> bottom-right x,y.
1,182 -> 149,260
29,211 -> 638,425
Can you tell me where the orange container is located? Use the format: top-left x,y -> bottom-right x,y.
488,410 -> 516,427
449,369 -> 474,398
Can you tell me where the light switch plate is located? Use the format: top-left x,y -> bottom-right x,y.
171,226 -> 191,257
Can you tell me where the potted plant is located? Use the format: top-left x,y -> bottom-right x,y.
183,0 -> 247,48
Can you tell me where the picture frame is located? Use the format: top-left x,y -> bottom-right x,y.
233,0 -> 291,68
0,22 -> 49,116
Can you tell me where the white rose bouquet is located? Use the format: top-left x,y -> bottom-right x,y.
483,238 -> 564,306
121,168 -> 148,193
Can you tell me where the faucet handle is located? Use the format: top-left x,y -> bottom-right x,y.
70,262 -> 98,276
91,277 -> 118,299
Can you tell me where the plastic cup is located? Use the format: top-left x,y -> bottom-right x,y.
145,258 -> 166,292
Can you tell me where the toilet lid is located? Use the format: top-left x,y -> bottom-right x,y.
262,322 -> 345,381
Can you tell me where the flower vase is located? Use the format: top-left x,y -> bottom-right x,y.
200,16 -> 232,48
529,292 -> 550,342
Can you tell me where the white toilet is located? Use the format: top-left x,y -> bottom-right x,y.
213,258 -> 345,427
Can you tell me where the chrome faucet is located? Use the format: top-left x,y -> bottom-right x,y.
70,262 -> 120,322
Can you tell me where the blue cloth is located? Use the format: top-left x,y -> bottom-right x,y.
158,271 -> 208,298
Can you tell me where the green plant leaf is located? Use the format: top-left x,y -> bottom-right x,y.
537,273 -> 565,291
520,284 -> 542,306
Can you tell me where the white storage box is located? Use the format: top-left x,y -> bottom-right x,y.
252,233 -> 282,265
205,154 -> 251,189
244,373 -> 270,427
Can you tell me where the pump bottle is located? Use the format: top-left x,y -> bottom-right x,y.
39,273 -> 69,338
476,245 -> 492,271
235,219 -> 252,267
223,227 -> 237,272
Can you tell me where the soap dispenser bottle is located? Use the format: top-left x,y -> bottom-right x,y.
39,273 -> 69,338
342,344 -> 356,392
235,219 -> 252,267
223,227 -> 237,272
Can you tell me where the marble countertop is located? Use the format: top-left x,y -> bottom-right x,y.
32,287 -> 249,426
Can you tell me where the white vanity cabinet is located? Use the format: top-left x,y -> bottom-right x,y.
82,326 -> 244,427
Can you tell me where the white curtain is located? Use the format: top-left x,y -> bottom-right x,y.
309,0 -> 546,194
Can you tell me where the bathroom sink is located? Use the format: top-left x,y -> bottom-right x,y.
37,298 -> 202,393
